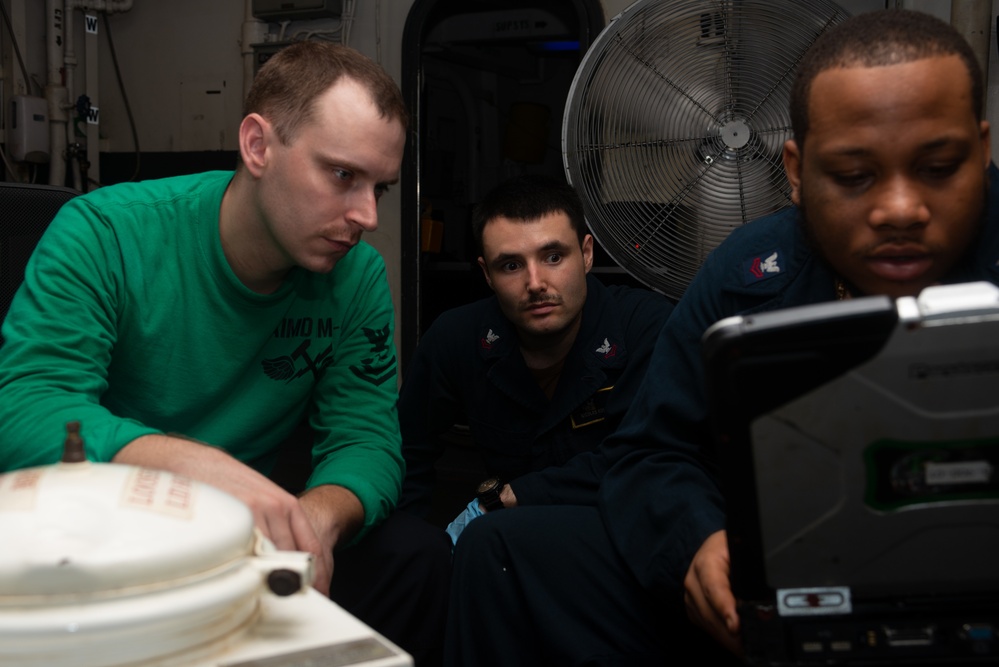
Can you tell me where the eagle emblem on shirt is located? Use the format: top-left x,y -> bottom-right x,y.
481,328 -> 500,349
595,338 -> 617,358
349,324 -> 396,387
743,249 -> 783,284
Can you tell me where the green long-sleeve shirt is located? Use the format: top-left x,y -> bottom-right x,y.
0,171 -> 402,533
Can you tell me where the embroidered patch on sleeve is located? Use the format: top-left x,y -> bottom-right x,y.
595,338 -> 617,358
349,324 -> 396,387
480,328 -> 500,349
742,250 -> 783,285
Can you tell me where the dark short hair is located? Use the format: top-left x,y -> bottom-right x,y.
244,40 -> 408,145
472,175 -> 587,256
790,9 -> 982,149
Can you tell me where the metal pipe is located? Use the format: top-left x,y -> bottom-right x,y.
46,0 -> 68,186
62,0 -> 134,187
64,1 -> 81,190
69,0 -> 134,12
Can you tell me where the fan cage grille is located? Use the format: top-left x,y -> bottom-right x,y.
563,0 -> 850,299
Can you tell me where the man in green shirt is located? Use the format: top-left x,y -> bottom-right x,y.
0,40 -> 441,665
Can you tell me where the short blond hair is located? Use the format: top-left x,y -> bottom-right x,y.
244,40 -> 408,145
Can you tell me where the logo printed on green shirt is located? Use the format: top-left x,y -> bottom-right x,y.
262,339 -> 334,382
350,324 -> 395,387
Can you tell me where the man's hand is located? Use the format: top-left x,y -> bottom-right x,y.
477,483 -> 518,512
684,529 -> 742,655
499,483 -> 517,508
298,484 -> 364,595
114,435 -> 328,593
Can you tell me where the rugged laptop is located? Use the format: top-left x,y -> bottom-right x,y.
702,282 -> 999,665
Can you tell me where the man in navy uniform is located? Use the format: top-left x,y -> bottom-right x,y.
399,175 -> 672,523
444,10 -> 996,666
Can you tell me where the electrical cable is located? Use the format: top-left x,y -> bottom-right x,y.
102,12 -> 140,182
0,0 -> 27,185
0,143 -> 21,183
294,1 -> 353,45
0,0 -> 33,95
0,0 -> 38,182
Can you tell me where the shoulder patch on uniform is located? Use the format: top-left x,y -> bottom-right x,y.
481,328 -> 500,349
742,250 -> 783,285
349,324 -> 395,386
595,337 -> 617,358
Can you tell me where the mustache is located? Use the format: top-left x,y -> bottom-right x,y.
522,294 -> 562,308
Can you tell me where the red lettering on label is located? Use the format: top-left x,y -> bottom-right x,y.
164,477 -> 193,510
11,469 -> 42,491
127,468 -> 159,506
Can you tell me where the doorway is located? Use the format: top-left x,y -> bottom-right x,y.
400,0 -> 606,369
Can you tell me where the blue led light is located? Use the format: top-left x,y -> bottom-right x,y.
534,40 -> 580,52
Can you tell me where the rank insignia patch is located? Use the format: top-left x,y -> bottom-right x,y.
743,250 -> 782,284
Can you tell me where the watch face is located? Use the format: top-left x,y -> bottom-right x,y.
477,478 -> 500,495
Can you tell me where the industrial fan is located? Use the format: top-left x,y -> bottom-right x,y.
562,0 -> 851,300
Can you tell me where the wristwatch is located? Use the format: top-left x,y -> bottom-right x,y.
476,477 -> 505,512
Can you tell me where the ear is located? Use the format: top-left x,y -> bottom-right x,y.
477,256 -> 494,290
239,113 -> 271,178
782,139 -> 803,207
581,234 -> 594,274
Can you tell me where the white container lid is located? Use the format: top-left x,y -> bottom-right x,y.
0,459 -> 255,598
